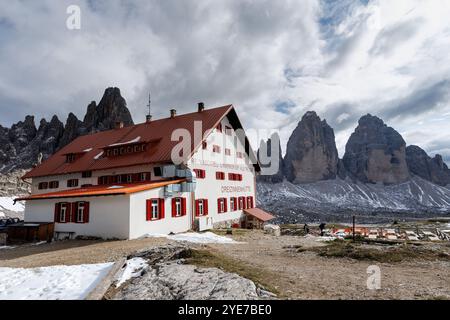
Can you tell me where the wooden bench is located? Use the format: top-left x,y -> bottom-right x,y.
55,231 -> 76,240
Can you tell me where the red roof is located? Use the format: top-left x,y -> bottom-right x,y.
15,179 -> 186,201
23,105 -> 259,179
243,208 -> 275,222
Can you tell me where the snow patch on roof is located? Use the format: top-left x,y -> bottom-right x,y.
108,185 -> 124,189
94,151 -> 104,160
108,136 -> 141,147
83,148 -> 93,152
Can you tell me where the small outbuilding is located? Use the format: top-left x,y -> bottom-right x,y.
242,208 -> 275,229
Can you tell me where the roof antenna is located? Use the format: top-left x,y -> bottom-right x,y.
146,93 -> 152,123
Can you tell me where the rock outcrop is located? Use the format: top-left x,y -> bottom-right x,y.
114,245 -> 275,300
406,145 -> 450,186
343,114 -> 410,185
0,87 -> 134,174
257,133 -> 284,183
283,111 -> 339,183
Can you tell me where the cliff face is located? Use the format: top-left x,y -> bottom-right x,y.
406,145 -> 450,186
343,114 -> 410,185
283,111 -> 339,184
0,87 -> 134,173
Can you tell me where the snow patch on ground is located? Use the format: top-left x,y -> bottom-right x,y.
145,232 -> 240,244
0,246 -> 16,250
0,197 -> 24,212
115,257 -> 148,288
0,263 -> 113,300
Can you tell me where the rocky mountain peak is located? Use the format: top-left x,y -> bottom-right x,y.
406,145 -> 450,186
0,87 -> 135,174
283,111 -> 339,183
343,114 -> 410,184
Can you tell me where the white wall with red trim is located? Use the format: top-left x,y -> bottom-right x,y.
187,115 -> 257,229
128,188 -> 192,239
24,195 -> 131,239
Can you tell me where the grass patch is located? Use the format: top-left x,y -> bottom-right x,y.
186,249 -> 280,296
305,241 -> 450,263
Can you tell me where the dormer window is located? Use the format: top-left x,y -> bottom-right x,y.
103,142 -> 147,158
66,154 -> 76,163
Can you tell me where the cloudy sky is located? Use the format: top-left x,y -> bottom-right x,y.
1,0 -> 450,162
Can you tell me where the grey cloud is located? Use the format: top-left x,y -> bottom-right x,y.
381,79 -> 450,120
369,18 -> 424,56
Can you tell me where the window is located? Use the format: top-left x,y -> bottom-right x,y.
172,197 -> 186,217
213,145 -> 221,153
236,152 -> 244,159
216,123 -> 223,132
216,171 -> 225,180
66,154 -> 76,163
49,181 -> 59,189
247,196 -> 254,209
238,196 -> 245,210
139,172 -> 149,182
98,176 -> 108,185
60,203 -> 67,222
146,199 -> 165,221
195,199 -> 209,217
76,202 -> 85,223
154,167 -> 162,177
228,173 -> 243,181
202,141 -> 208,150
225,148 -> 231,156
217,198 -> 228,214
82,171 -> 92,178
230,197 -> 236,211
38,182 -> 48,190
194,169 -> 206,179
67,179 -> 79,188
55,202 -> 70,223
127,174 -> 133,183
113,148 -> 119,156
225,126 -> 232,136
116,175 -> 122,183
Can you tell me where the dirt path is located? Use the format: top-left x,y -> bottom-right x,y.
0,238 -> 170,268
209,230 -> 450,300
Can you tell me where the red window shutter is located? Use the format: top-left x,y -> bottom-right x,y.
217,198 -> 221,213
224,198 -> 228,212
54,203 -> 60,222
172,198 -> 177,217
204,199 -> 209,215
65,202 -> 71,223
71,202 -> 78,223
146,200 -> 151,221
195,200 -> 200,217
182,198 -> 187,216
84,202 -> 90,223
159,199 -> 165,219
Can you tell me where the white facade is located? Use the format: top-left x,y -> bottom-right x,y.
23,114 -> 258,240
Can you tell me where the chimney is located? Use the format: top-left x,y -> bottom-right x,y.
198,102 -> 205,112
170,109 -> 177,118
146,114 -> 152,123
115,121 -> 124,129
